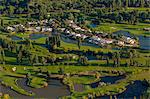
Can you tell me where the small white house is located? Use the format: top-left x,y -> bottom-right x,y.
36,27 -> 41,32
7,26 -> 15,32
12,67 -> 17,72
117,41 -> 125,46
42,27 -> 52,32
105,39 -> 113,44
123,37 -> 136,45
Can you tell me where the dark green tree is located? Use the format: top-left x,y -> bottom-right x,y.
125,0 -> 129,8
29,54 -> 35,66
17,51 -> 23,64
0,46 -> 5,64
106,56 -> 110,66
0,19 -> 4,27
141,0 -> 145,8
78,56 -> 88,65
35,55 -> 39,64
41,57 -> 46,65
77,37 -> 82,49
58,67 -> 64,75
112,52 -> 120,67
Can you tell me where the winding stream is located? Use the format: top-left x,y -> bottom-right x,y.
0,78 -> 70,99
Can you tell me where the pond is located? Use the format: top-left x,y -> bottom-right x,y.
0,78 -> 70,99
113,30 -> 132,37
89,24 -> 97,28
90,75 -> 125,88
99,80 -> 148,99
61,34 -> 100,48
11,36 -> 23,41
29,34 -> 48,40
139,36 -> 150,50
11,33 -> 48,41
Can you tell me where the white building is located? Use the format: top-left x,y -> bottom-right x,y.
6,26 -> 15,32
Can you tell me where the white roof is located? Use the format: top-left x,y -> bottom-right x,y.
76,34 -> 81,37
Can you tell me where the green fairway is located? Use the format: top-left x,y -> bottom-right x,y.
28,76 -> 47,88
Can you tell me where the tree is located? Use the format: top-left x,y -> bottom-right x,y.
68,13 -> 74,20
47,35 -> 60,51
46,70 -> 51,77
41,57 -> 46,65
128,49 -> 138,66
97,9 -> 103,18
116,52 -> 120,67
8,6 -> 15,16
29,54 -> 35,66
141,0 -> 145,8
17,51 -> 23,64
117,14 -> 123,23
0,19 -> 4,27
58,67 -> 64,75
146,60 -> 150,67
25,39 -> 32,49
56,35 -> 61,47
0,46 -> 5,64
106,56 -> 110,66
95,72 -> 101,79
78,56 -> 88,65
26,72 -> 31,78
125,0 -> 129,8
17,7 -> 24,14
77,37 -> 82,49
39,4 -> 48,20
112,52 -> 120,67
130,10 -> 139,24
129,50 -> 133,66
34,55 -> 39,64
46,29 -> 61,51
112,0 -> 116,11
116,0 -> 122,9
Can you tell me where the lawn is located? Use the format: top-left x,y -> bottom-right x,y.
0,16 -> 27,25
0,65 -> 150,98
92,23 -> 150,36
28,76 -> 47,88
126,7 -> 150,11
